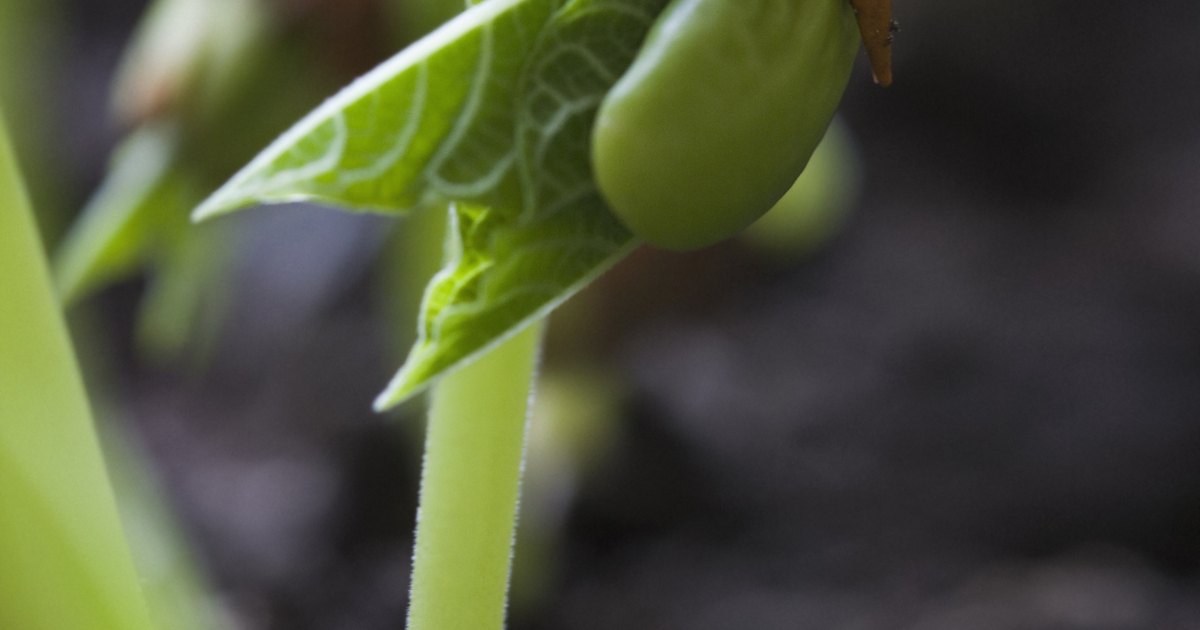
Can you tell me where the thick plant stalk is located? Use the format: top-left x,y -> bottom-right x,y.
407,322 -> 545,630
0,110 -> 153,629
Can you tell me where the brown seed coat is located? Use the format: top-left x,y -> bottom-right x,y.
849,0 -> 894,86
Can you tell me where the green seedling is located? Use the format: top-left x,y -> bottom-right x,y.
191,0 -> 885,628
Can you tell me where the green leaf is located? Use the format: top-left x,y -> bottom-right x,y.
195,0 -> 668,409
1,107 -> 155,630
194,0 -> 563,219
381,0 -> 667,408
135,214 -> 232,364
54,124 -> 185,305
54,123 -> 233,364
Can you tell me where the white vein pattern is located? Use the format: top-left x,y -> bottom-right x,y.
253,113 -> 348,196
381,0 -> 669,406
196,0 -> 673,407
424,23 -> 513,198
335,64 -> 430,185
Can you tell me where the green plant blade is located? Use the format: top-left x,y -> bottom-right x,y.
379,0 -> 666,408
53,124 -> 184,305
195,0 -> 667,409
193,0 -> 562,219
0,110 -> 153,630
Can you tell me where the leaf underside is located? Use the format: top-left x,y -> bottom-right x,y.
194,0 -> 668,409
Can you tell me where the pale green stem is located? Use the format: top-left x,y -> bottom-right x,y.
0,109 -> 154,630
406,322 -> 545,630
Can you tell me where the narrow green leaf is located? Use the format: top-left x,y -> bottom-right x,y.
195,0 -> 668,409
0,108 -> 154,630
54,124 -> 184,305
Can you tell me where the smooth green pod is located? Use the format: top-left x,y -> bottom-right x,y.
592,0 -> 860,250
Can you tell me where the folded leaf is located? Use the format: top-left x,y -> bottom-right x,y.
196,0 -> 668,409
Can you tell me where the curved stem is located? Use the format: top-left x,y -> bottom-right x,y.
407,322 -> 545,630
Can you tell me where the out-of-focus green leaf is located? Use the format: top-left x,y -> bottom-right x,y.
99,421 -> 224,630
54,124 -> 184,305
111,0 -> 272,125
53,121 -> 234,361
58,0 -> 335,369
742,117 -> 862,259
0,108 -> 154,630
135,217 -> 232,364
0,0 -> 65,226
195,0 -> 669,409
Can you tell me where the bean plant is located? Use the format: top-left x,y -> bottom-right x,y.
191,0 -> 895,628
12,0 -> 895,627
